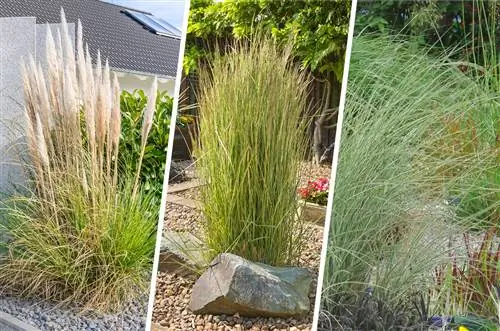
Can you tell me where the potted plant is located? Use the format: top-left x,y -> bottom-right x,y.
297,177 -> 329,225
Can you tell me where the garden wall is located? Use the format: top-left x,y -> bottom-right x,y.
0,18 -> 75,196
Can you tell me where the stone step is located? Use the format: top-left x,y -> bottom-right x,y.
166,194 -> 201,209
159,230 -> 209,277
167,179 -> 203,194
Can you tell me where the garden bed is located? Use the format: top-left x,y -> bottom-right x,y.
153,202 -> 323,330
153,161 -> 329,330
0,294 -> 148,331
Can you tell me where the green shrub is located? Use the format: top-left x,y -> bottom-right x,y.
119,89 -> 172,201
0,12 -> 158,311
119,89 -> 195,200
449,0 -> 500,229
196,35 -> 310,266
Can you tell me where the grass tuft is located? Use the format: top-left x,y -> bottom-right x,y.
195,35 -> 311,266
0,10 -> 158,311
320,34 -> 499,328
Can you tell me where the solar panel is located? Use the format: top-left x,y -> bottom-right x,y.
124,9 -> 181,39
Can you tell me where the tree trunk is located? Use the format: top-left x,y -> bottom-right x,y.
313,73 -> 332,165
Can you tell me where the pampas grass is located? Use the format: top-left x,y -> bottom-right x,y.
133,77 -> 157,198
0,9 -> 158,311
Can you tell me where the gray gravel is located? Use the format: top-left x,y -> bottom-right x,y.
0,294 -> 148,331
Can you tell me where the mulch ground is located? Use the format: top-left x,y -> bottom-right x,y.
151,161 -> 331,331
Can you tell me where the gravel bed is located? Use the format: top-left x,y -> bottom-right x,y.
159,198 -> 324,330
152,270 -> 318,331
165,202 -> 203,235
0,294 -> 148,331
157,161 -> 331,330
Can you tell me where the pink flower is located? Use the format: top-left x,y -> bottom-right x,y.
297,187 -> 310,199
298,177 -> 329,205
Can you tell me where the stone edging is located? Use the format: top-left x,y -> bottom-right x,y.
167,180 -> 203,194
0,312 -> 41,331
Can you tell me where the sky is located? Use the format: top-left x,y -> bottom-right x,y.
102,0 -> 187,30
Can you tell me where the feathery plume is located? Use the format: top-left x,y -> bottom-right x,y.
21,58 -> 37,123
63,65 -> 77,113
60,8 -> 77,88
95,50 -> 102,87
110,74 -> 121,149
35,63 -> 54,137
103,60 -> 111,133
84,44 -> 96,145
45,25 -> 58,82
141,76 -> 157,147
35,113 -> 50,168
76,20 -> 87,101
24,106 -> 37,159
96,81 -> 106,146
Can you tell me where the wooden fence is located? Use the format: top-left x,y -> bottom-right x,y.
174,73 -> 339,163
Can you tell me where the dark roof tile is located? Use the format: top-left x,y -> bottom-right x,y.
0,0 -> 181,77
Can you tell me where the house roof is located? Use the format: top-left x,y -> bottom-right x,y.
0,0 -> 181,78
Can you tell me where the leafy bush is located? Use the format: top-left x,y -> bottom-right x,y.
0,12 -> 158,311
120,89 -> 172,200
196,35 -> 310,266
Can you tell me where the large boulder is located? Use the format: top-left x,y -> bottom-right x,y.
189,253 -> 312,317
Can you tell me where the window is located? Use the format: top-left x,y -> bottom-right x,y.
124,9 -> 181,38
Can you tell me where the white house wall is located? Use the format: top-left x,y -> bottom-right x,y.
0,18 -> 74,195
115,71 -> 175,96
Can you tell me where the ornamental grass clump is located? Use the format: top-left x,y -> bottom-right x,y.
196,35 -> 310,266
0,10 -> 157,311
320,34 -> 498,329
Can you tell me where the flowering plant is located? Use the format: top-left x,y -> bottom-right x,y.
297,177 -> 329,206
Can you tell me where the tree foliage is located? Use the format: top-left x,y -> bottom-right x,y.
184,0 -> 351,81
356,0 -> 500,51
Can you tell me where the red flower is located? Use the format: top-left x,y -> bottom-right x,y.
298,177 -> 330,205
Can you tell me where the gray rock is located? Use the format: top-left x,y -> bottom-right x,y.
159,231 -> 208,277
0,291 -> 148,331
189,253 -> 312,318
168,162 -> 186,183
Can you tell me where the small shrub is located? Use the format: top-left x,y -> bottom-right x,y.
120,89 -> 172,201
196,35 -> 310,266
434,226 -> 500,318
